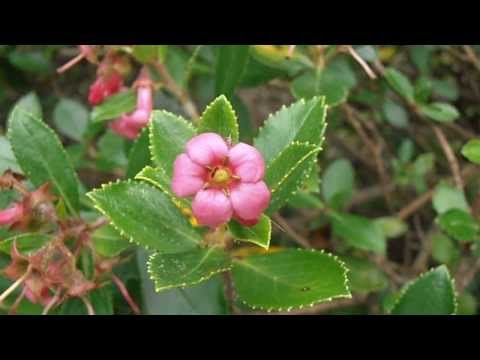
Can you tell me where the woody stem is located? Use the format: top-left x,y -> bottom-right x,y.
0,265 -> 32,304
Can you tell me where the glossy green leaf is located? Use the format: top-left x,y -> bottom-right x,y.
431,233 -> 460,265
228,215 -> 271,250
461,139 -> 480,164
0,233 -> 50,255
215,45 -> 250,99
92,225 -> 131,258
8,107 -> 80,214
419,102 -> 460,123
197,95 -> 239,143
265,142 -> 321,214
254,97 -> 327,165
232,249 -> 351,311
126,127 -> 151,178
149,110 -> 195,178
340,256 -> 388,294
432,184 -> 469,214
8,92 -> 42,121
137,249 -> 228,315
291,69 -> 349,106
148,247 -> 231,292
384,68 -> 414,102
382,98 -> 409,128
87,180 -> 202,253
391,265 -> 457,315
95,130 -> 128,172
0,136 -> 21,174
438,208 -> 478,242
53,98 -> 88,141
322,158 -> 354,209
90,89 -> 136,123
330,211 -> 386,254
457,292 -> 477,315
8,51 -> 52,74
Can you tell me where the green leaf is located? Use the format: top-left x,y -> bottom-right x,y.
382,99 -> 409,128
92,225 -> 132,258
461,139 -> 480,164
8,51 -> 52,74
391,265 -> 457,315
330,212 -> 386,254
87,180 -> 202,253
438,208 -> 478,242
265,142 -> 321,214
384,68 -> 415,102
322,158 -> 354,210
339,256 -> 388,294
254,97 -> 327,165
95,130 -> 128,172
90,285 -> 114,315
291,69 -> 349,106
8,107 -> 80,214
419,102 -> 460,123
90,90 -> 136,123
0,136 -> 21,174
8,92 -> 42,121
431,233 -> 460,265
126,127 -> 151,178
53,98 -> 88,142
232,249 -> 351,311
137,248 -> 228,315
149,110 -> 195,178
148,247 -> 231,292
132,45 -> 167,63
0,233 -> 50,255
432,184 -> 469,214
215,45 -> 250,99
197,95 -> 239,143
228,215 -> 271,250
374,217 -> 408,239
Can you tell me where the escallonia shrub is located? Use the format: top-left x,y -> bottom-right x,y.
2,45 -> 475,315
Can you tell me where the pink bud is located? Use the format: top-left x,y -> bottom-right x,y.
0,203 -> 24,227
109,115 -> 141,140
171,133 -> 271,228
88,71 -> 124,106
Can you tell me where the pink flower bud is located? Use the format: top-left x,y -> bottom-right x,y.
0,202 -> 24,227
88,71 -> 124,106
109,84 -> 153,140
172,133 -> 270,228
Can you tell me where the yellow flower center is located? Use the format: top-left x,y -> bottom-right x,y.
211,168 -> 231,184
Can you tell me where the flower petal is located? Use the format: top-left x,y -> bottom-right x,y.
230,181 -> 270,222
186,133 -> 229,166
228,142 -> 265,183
172,154 -> 207,197
0,203 -> 24,226
109,115 -> 140,140
192,189 -> 233,228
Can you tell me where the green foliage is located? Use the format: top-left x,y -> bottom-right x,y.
228,215 -> 271,250
232,249 -> 350,311
90,90 -> 137,123
438,209 -> 478,242
197,95 -> 239,143
461,139 -> 480,164
53,98 -> 89,142
322,158 -> 354,209
215,46 -> 250,99
391,266 -> 457,315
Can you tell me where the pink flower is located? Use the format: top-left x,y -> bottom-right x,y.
0,202 -> 24,227
172,133 -> 271,228
88,71 -> 124,106
109,84 -> 153,140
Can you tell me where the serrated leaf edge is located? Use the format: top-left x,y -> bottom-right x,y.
230,216 -> 272,250
389,265 -> 458,315
198,94 -> 240,143
7,106 -> 81,215
146,249 -> 232,292
235,248 -> 352,313
148,109 -> 196,175
86,178 -> 200,252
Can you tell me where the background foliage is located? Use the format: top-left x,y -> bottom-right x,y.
1,45 -> 480,315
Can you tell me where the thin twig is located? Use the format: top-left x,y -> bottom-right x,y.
81,296 -> 95,315
222,271 -> 236,314
111,274 -> 141,315
57,53 -> 85,74
431,124 -> 464,189
345,45 -> 377,79
272,214 -> 312,249
153,62 -> 199,120
0,266 -> 32,304
462,45 -> 480,73
42,289 -> 62,315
